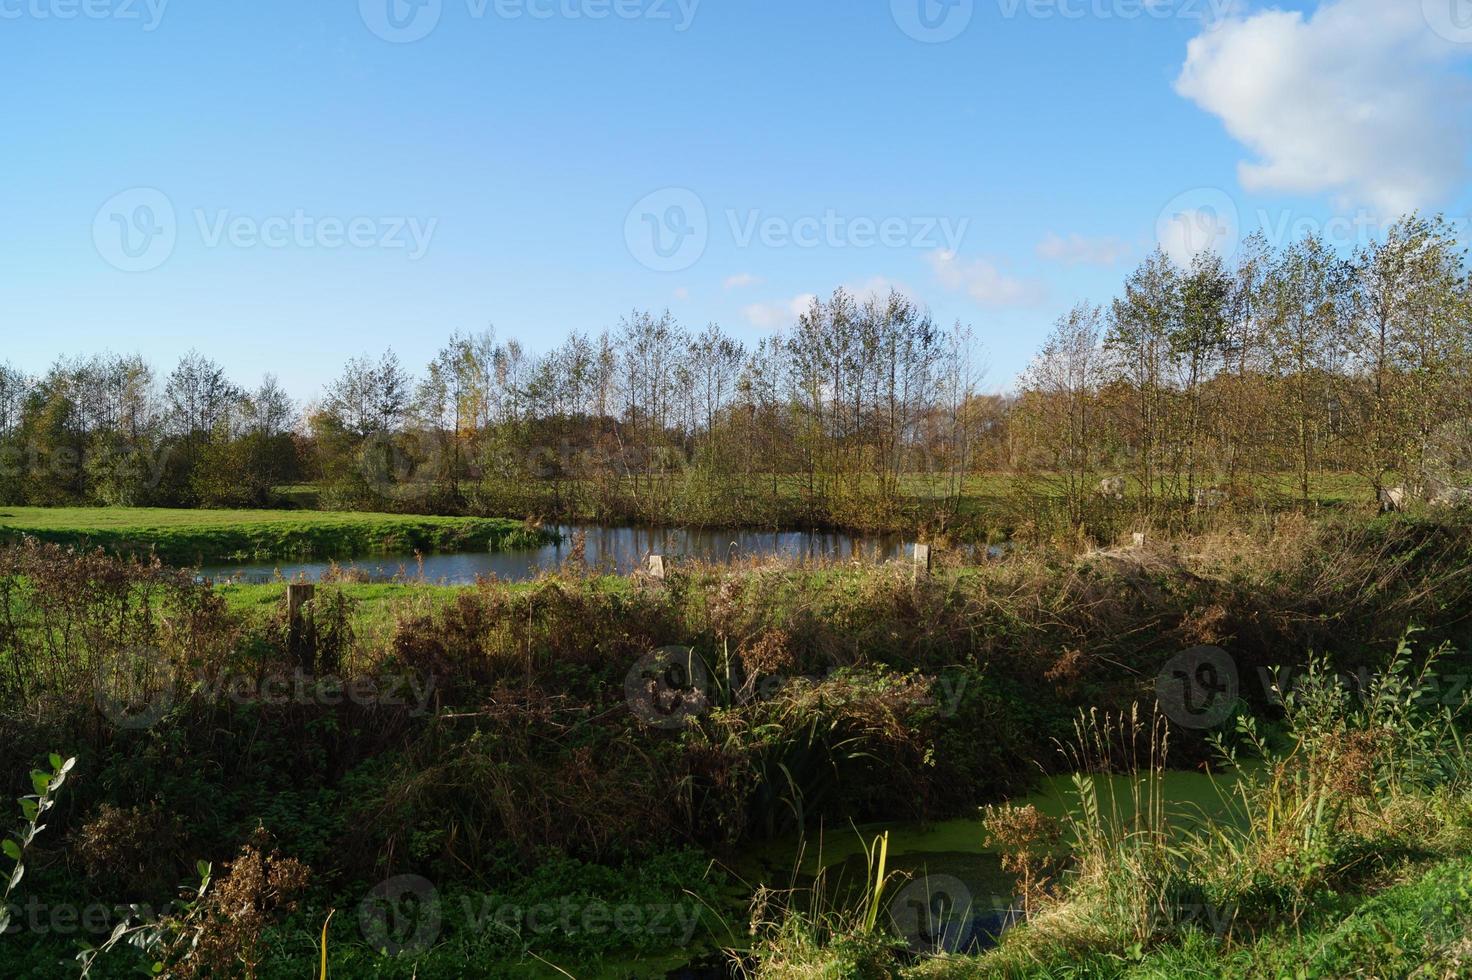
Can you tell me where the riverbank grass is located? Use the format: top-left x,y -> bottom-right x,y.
0,506 -> 548,564
751,639 -> 1472,978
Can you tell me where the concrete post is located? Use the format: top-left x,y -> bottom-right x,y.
913,544 -> 931,581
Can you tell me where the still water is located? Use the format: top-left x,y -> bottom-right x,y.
726,768 -> 1244,962
196,523 -> 919,585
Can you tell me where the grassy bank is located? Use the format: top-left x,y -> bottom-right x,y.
2,512 -> 1471,976
758,648 -> 1472,979
0,506 -> 550,564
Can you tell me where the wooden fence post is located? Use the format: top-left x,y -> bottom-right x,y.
287,583 -> 316,672
645,555 -> 666,581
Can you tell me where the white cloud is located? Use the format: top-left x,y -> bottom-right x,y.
673,287 -> 691,301
723,273 -> 761,290
926,250 -> 1046,307
1175,0 -> 1472,214
743,293 -> 817,329
1036,233 -> 1132,267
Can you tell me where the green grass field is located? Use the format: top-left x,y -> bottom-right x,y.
0,506 -> 550,564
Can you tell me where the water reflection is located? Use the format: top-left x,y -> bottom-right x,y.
196,523 -> 919,585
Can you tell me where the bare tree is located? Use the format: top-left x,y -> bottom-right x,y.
1018,304 -> 1108,525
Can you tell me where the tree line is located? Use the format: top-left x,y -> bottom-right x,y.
0,292 -> 990,527
2,213 -> 1467,534
1018,214 -> 1472,527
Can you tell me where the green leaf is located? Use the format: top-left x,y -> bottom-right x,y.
30,771 -> 51,796
48,753 -> 62,772
196,860 -> 210,880
1,839 -> 19,862
18,799 -> 38,822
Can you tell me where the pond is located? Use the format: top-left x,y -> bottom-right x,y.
195,522 -> 923,585
723,768 -> 1246,961
544,768 -> 1246,977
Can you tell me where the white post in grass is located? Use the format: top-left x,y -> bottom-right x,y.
913,544 -> 931,581
645,554 -> 666,581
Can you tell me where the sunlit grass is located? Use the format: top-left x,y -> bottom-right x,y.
0,506 -> 546,563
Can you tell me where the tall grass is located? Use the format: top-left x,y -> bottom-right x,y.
5,519 -> 1472,976
1056,706 -> 1176,950
736,634 -> 1472,977
970,633 -> 1472,976
741,832 -> 905,979
1183,634 -> 1472,931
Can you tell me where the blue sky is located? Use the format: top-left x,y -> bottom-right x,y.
3,0 -> 1469,400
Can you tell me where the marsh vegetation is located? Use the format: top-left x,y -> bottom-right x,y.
2,507 -> 1471,976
